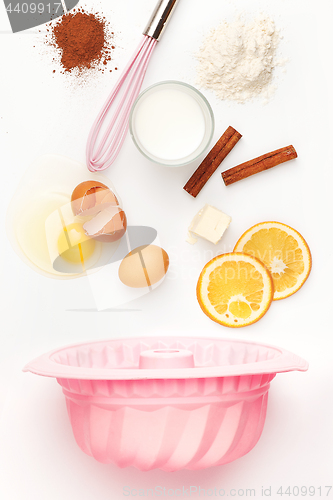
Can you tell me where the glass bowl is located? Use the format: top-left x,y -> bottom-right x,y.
129,81 -> 215,167
6,154 -> 122,279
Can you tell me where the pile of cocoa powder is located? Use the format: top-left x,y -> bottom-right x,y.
44,8 -> 117,76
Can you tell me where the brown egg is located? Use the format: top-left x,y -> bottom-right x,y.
71,181 -> 126,243
119,245 -> 169,288
71,181 -> 119,216
84,208 -> 127,243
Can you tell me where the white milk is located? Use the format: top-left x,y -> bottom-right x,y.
133,87 -> 206,162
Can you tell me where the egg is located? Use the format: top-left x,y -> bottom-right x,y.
71,181 -> 127,243
118,245 -> 169,288
83,207 -> 127,243
45,200 -> 102,274
71,181 -> 119,216
57,223 -> 96,264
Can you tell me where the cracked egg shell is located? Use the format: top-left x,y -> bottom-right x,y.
84,208 -> 127,243
71,181 -> 119,217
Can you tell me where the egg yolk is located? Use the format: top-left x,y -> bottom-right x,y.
57,223 -> 95,265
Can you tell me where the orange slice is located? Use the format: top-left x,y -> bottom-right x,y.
234,221 -> 311,300
197,252 -> 273,328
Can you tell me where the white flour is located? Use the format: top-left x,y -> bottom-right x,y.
196,15 -> 283,103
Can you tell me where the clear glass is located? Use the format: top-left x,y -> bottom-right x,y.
129,81 -> 215,167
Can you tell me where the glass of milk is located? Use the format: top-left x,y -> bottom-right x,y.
129,81 -> 214,167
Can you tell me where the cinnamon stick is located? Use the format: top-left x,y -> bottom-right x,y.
184,126 -> 242,197
222,145 -> 297,186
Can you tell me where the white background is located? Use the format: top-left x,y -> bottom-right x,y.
1,0 -> 333,498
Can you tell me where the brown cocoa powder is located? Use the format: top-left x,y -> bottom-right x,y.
46,8 -> 113,74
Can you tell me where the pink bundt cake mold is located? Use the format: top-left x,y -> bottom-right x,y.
24,336 -> 308,471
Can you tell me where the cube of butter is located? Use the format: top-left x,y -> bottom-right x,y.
187,204 -> 231,245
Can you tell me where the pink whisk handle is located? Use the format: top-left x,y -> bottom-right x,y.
86,36 -> 157,172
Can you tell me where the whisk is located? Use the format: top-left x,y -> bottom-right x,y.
86,0 -> 181,172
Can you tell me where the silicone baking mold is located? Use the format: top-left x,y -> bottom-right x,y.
24,336 -> 308,472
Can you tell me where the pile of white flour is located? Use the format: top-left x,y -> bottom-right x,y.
196,15 -> 282,103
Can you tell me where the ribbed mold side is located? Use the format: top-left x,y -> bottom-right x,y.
65,390 -> 269,471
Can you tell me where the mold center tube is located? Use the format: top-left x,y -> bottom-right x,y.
139,349 -> 195,369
